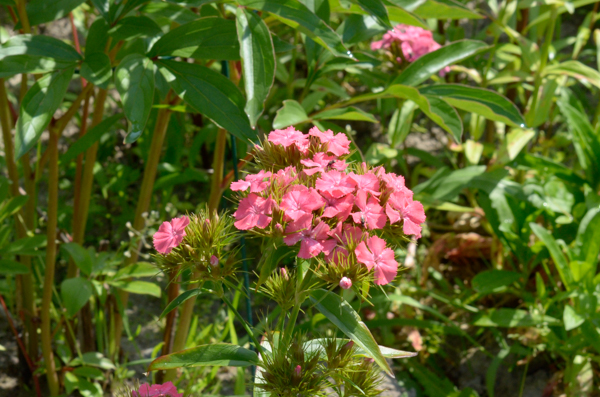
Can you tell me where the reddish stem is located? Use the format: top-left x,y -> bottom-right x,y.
69,12 -> 87,87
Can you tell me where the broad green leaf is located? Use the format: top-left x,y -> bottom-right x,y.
530,223 -> 574,290
413,166 -> 486,201
349,0 -> 391,28
473,308 -> 561,327
107,16 -> 163,41
419,84 -> 525,127
471,270 -> 521,294
389,0 -> 483,19
543,180 -> 574,214
24,0 -> 86,27
464,139 -> 483,165
563,305 -> 585,331
113,262 -> 159,280
61,277 -> 94,317
61,243 -> 93,276
543,60 -> 600,89
80,52 -> 112,89
69,352 -> 116,370
148,343 -> 259,370
61,114 -> 124,165
159,288 -> 203,319
238,0 -> 349,58
109,280 -> 161,297
387,6 -> 428,28
148,17 -> 239,60
72,366 -> 104,379
0,260 -> 30,275
497,128 -> 535,162
303,338 -> 416,359
365,143 -> 398,165
236,8 -> 276,127
90,0 -> 109,21
15,67 -> 75,158
313,106 -> 378,123
339,14 -> 388,45
0,235 -> 46,256
388,100 -> 417,147
139,1 -> 197,25
0,194 -> 28,222
392,40 -> 489,87
273,100 -> 309,129
115,54 -> 155,144
0,35 -> 81,77
108,0 -> 150,23
574,208 -> 600,270
157,60 -> 256,142
309,289 -> 393,376
85,18 -> 110,57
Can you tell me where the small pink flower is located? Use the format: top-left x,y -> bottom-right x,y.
280,267 -> 289,280
308,127 -> 351,156
230,170 -> 272,193
351,191 -> 387,230
349,172 -> 381,197
268,126 -> 309,149
295,365 -> 302,377
280,186 -> 326,221
273,166 -> 297,188
322,193 -> 354,222
300,152 -> 347,176
210,255 -> 219,267
381,172 -> 406,193
283,214 -> 336,259
315,171 -> 356,199
355,235 -> 398,285
132,382 -> 182,397
385,189 -> 426,238
233,194 -> 275,230
339,277 -> 352,289
153,216 -> 190,255
326,223 -> 365,264
230,180 -> 251,191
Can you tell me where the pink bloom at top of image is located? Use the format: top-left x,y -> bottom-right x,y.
385,189 -> 426,238
300,152 -> 347,176
280,186 -> 326,221
308,127 -> 351,156
233,193 -> 275,230
322,193 -> 355,222
231,170 -> 272,193
283,213 -> 336,259
381,172 -> 406,193
153,216 -> 190,255
268,126 -> 309,149
351,191 -> 387,230
315,170 -> 356,198
349,172 -> 381,197
132,382 -> 182,397
355,235 -> 399,285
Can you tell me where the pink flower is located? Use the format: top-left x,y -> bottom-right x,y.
315,171 -> 356,199
280,186 -> 326,221
386,189 -> 426,238
230,180 -> 251,191
268,126 -> 309,149
351,191 -> 387,230
231,170 -> 272,193
322,194 -> 354,222
210,255 -> 219,267
300,152 -> 347,176
308,127 -> 351,156
283,214 -> 336,259
153,216 -> 190,255
349,172 -> 381,197
273,166 -> 297,188
233,193 -> 275,230
326,223 -> 365,264
339,277 -> 352,289
381,172 -> 406,193
355,236 -> 398,285
132,382 -> 182,397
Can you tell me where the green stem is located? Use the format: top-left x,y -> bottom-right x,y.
222,295 -> 265,357
41,129 -> 60,396
287,31 -> 299,99
207,128 -> 228,212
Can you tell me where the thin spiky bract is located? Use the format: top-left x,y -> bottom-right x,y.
258,267 -> 296,311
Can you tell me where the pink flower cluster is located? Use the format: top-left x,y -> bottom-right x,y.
371,24 -> 450,76
153,216 -> 190,255
132,382 -> 182,397
231,127 -> 426,286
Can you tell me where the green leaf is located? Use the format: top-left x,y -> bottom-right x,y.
471,270 -> 521,294
148,17 -> 239,60
0,235 -> 46,256
61,243 -> 93,276
0,260 -> 30,275
15,67 -> 74,158
158,60 -> 255,141
543,60 -> 600,89
349,0 -> 391,28
497,128 -> 536,162
61,114 -> 124,165
61,277 -> 94,317
392,0 -> 483,19
303,338 -> 416,359
574,208 -> 600,270
139,1 -> 197,25
159,288 -> 203,319
309,289 -> 393,376
563,305 -> 585,331
236,8 -> 276,127
113,262 -> 159,280
72,366 -> 104,380
387,6 -> 428,28
339,14 -> 389,45
0,35 -> 81,77
109,280 -> 161,297
0,194 -> 28,222
85,18 -> 110,57
148,343 -> 259,370
313,106 -> 378,123
419,84 -> 525,127
256,243 -> 296,287
69,352 -> 115,370
80,52 -> 112,89
24,0 -> 85,27
115,54 -> 155,144
392,40 -> 489,87
473,308 -> 561,327
530,222 -> 574,290
273,99 -> 309,129
107,16 -> 163,41
238,0 -> 349,58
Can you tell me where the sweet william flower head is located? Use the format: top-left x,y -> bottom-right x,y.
233,193 -> 275,230
355,235 -> 399,285
153,216 -> 189,255
131,382 -> 182,397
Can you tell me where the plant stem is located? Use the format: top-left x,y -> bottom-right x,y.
223,295 -> 265,357
41,128 -> 60,396
207,128 -> 228,212
155,269 -> 180,384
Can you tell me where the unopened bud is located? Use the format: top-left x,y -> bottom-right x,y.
339,277 -> 352,289
295,365 -> 301,377
210,255 -> 219,267
275,223 -> 283,234
280,267 -> 288,280
364,357 -> 375,364
340,340 -> 354,356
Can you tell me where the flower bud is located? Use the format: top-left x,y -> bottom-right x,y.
280,267 -> 288,280
210,255 -> 219,267
295,365 -> 301,377
274,223 -> 283,235
339,277 -> 352,289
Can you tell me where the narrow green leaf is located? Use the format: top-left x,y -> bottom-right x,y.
392,40 -> 489,87
15,67 -> 74,158
530,223 -> 574,290
148,343 -> 259,370
158,60 -> 256,142
115,54 -> 155,144
109,280 -> 161,297
61,114 -> 124,165
0,260 -> 30,275
107,15 -> 163,41
0,235 -> 46,256
256,243 -> 296,287
543,60 -> 600,89
471,270 -> 521,294
159,288 -> 203,319
0,194 -> 29,222
69,352 -> 115,370
61,243 -> 93,276
309,289 -> 393,376
80,52 -> 112,88
303,338 -> 416,359
419,84 -> 525,127
238,0 -> 349,58
387,6 -> 428,28
473,308 -> 561,327
392,0 -> 483,19
24,0 -> 85,27
113,262 -> 159,280
273,100 -> 309,129
313,106 -> 378,123
148,17 -> 239,60
109,0 -> 149,23
236,8 -> 276,127
349,0 -> 391,28
574,208 -> 600,270
61,277 -> 94,317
